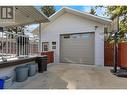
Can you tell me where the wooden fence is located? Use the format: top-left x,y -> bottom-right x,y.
104,42 -> 127,68
118,43 -> 127,69
104,42 -> 114,66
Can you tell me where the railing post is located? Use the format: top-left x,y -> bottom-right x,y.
39,23 -> 42,55
0,30 -> 39,61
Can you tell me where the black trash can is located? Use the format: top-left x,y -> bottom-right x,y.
35,56 -> 48,73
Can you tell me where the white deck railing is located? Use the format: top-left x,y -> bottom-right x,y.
0,31 -> 39,62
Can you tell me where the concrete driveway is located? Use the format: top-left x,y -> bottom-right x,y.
13,63 -> 127,89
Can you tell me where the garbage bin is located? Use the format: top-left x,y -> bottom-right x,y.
15,65 -> 28,82
27,63 -> 38,76
0,79 -> 4,89
42,56 -> 48,71
35,56 -> 48,73
0,76 -> 13,89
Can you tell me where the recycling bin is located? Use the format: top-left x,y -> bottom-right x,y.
27,63 -> 38,76
15,65 -> 28,82
0,79 -> 4,89
0,76 -> 13,89
35,56 -> 48,73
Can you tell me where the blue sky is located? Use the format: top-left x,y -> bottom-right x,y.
35,6 -> 108,18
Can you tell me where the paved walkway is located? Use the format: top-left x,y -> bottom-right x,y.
11,63 -> 127,89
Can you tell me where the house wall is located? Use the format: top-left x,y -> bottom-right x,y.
41,13 -> 105,66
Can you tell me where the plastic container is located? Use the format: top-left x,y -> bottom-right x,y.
0,76 -> 13,89
27,63 -> 37,76
15,65 -> 28,82
35,56 -> 48,73
0,79 -> 4,89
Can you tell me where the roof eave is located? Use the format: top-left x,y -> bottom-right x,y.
0,6 -> 50,28
49,7 -> 112,24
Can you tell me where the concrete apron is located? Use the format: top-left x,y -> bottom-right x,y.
48,63 -> 127,89
13,63 -> 127,89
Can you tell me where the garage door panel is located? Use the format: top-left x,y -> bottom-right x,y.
61,57 -> 89,64
60,33 -> 94,65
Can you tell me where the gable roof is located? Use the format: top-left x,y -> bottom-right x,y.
49,7 -> 112,24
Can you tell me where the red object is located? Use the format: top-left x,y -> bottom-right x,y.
104,42 -> 114,66
41,51 -> 54,64
118,43 -> 127,69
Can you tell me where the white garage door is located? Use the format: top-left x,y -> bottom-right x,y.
60,33 -> 94,65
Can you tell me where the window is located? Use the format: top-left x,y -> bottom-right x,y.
52,42 -> 56,45
52,46 -> 56,49
104,27 -> 108,33
81,34 -> 89,39
71,34 -> 80,39
0,27 -> 3,32
42,42 -> 49,51
63,34 -> 70,39
70,34 -> 89,39
52,41 -> 56,49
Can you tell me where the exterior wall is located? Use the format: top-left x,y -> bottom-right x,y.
41,13 -> 105,66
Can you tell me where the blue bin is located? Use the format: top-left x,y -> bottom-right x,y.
15,65 -> 28,82
0,79 -> 4,89
0,76 -> 13,89
27,64 -> 37,76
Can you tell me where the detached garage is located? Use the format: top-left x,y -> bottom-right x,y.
40,7 -> 111,66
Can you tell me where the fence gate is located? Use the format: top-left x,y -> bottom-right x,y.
104,42 -> 114,66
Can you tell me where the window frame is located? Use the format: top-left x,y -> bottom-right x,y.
42,42 -> 49,52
